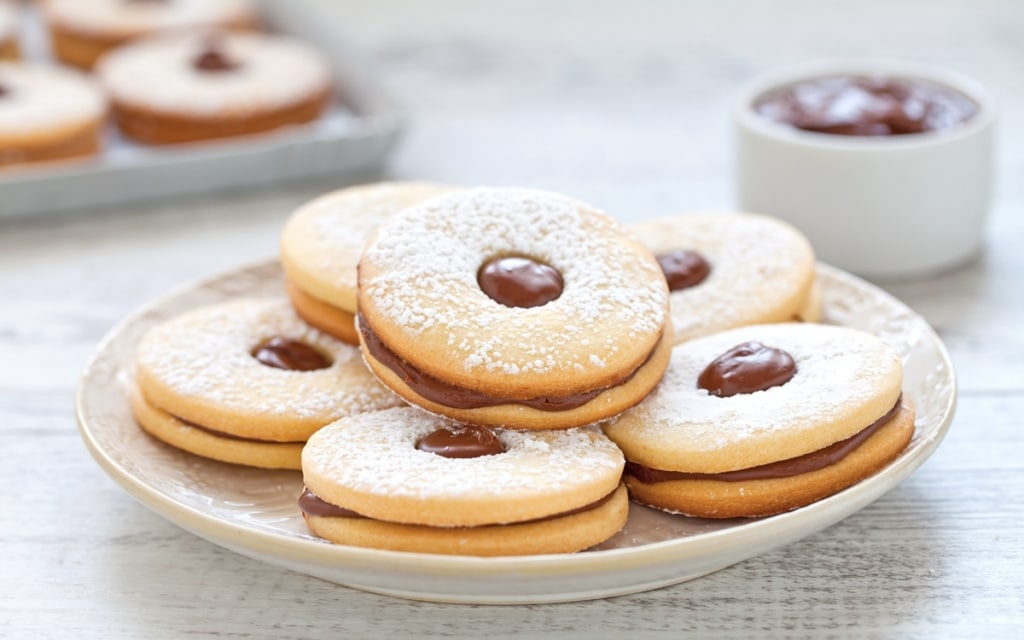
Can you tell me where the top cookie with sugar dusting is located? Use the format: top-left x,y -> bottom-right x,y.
357,187 -> 669,396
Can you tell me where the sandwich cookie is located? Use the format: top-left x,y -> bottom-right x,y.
0,62 -> 107,167
357,187 -> 672,429
603,323 -> 914,518
629,213 -> 820,344
300,407 -> 629,556
97,30 -> 331,145
280,182 -> 454,344
44,0 -> 259,69
132,298 -> 404,469
0,2 -> 18,61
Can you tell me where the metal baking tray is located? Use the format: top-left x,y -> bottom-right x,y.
0,0 -> 403,219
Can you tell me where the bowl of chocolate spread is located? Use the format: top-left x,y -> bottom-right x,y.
734,60 -> 995,279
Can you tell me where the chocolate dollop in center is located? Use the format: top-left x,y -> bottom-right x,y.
478,256 -> 563,308
416,426 -> 506,458
193,43 -> 241,72
698,341 -> 796,397
656,249 -> 711,291
251,337 -> 331,371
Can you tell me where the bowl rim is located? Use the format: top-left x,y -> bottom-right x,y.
733,58 -> 997,151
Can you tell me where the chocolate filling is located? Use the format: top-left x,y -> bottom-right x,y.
358,312 -> 659,411
626,395 -> 903,483
174,415 -> 305,444
251,337 -> 331,371
698,341 -> 797,398
478,256 -> 564,308
298,487 -> 619,524
656,250 -> 711,291
417,425 -> 506,458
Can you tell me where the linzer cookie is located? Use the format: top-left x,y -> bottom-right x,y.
603,323 -> 914,518
0,62 -> 107,167
96,30 -> 331,145
0,2 -> 18,61
300,407 -> 629,555
43,0 -> 259,69
132,298 -> 404,469
280,182 -> 454,344
356,187 -> 672,429
629,213 -> 820,344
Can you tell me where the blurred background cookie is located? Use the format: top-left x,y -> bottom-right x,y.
43,0 -> 259,69
280,182 -> 454,344
0,1 -> 18,60
0,61 -> 106,167
96,30 -> 331,145
630,212 -> 820,344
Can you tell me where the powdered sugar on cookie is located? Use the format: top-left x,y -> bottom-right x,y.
304,407 -> 624,501
604,323 -> 904,472
136,298 -> 402,421
359,187 -> 669,379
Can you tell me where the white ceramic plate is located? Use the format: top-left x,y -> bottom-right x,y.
75,260 -> 956,604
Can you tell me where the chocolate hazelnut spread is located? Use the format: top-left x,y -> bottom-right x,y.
193,44 -> 240,73
358,312 -> 658,411
656,250 -> 711,291
174,415 -> 304,444
298,487 -> 619,523
417,426 -> 506,458
697,341 -> 797,397
756,75 -> 976,136
251,337 -> 331,371
627,395 -> 903,483
478,256 -> 564,308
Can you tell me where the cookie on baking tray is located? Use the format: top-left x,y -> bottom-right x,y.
131,298 -> 404,469
356,187 -> 673,430
0,62 -> 107,167
43,0 -> 259,69
300,406 -> 629,555
629,212 -> 820,344
0,2 -> 18,61
97,30 -> 331,145
602,322 -> 914,518
280,182 -> 454,345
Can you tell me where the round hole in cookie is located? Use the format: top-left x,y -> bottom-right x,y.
697,341 -> 797,397
477,255 -> 564,309
655,249 -> 711,291
250,337 -> 332,371
416,425 -> 506,459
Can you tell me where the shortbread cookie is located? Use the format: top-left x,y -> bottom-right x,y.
44,0 -> 259,69
300,407 -> 629,555
280,182 -> 454,344
629,213 -> 820,344
357,187 -> 672,430
0,2 -> 18,61
97,31 -> 331,145
0,62 -> 106,167
132,298 -> 404,469
603,323 -> 914,518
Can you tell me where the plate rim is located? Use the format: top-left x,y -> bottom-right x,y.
75,259 -> 957,599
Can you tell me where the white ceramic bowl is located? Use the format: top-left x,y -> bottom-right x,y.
734,59 -> 996,279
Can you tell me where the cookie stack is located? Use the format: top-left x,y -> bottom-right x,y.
130,181 -> 915,556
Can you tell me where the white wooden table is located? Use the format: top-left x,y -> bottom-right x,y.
2,1 -> 1022,637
